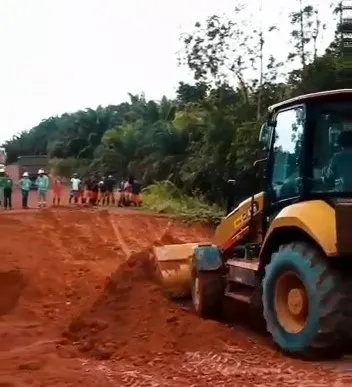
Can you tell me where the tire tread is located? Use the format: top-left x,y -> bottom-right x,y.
193,271 -> 223,319
263,241 -> 352,359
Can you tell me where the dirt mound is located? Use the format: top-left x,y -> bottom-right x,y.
64,250 -> 235,360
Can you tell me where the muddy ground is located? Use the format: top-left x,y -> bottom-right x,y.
0,206 -> 351,386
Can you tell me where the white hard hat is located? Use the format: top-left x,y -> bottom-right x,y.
23,172 -> 29,177
38,169 -> 44,174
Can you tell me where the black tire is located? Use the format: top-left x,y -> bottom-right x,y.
191,269 -> 224,319
262,242 -> 352,359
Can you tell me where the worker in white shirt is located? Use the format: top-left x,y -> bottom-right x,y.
69,173 -> 81,205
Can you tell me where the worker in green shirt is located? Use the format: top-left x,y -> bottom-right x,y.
0,168 -> 6,206
3,173 -> 13,209
19,172 -> 32,209
35,169 -> 49,208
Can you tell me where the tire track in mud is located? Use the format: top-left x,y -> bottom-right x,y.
106,212 -> 132,258
38,209 -> 122,263
110,213 -> 161,254
22,209 -> 126,326
77,350 -> 347,387
36,210 -> 76,261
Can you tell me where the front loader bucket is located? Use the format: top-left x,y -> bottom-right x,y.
152,243 -> 199,299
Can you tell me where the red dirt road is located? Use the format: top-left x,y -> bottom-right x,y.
0,208 -> 351,386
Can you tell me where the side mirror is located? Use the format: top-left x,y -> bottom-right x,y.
259,123 -> 273,150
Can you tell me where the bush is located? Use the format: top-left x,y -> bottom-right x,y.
142,180 -> 224,224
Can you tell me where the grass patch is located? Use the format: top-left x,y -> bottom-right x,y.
142,180 -> 224,224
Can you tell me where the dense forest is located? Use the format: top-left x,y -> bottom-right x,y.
3,2 -> 352,203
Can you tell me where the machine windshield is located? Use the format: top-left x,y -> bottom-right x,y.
311,101 -> 352,194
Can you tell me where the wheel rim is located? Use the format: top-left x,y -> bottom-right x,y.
192,277 -> 200,310
274,271 -> 309,334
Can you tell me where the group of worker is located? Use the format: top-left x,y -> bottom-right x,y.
61,173 -> 118,207
56,173 -> 141,207
0,168 -> 49,209
0,168 -> 141,210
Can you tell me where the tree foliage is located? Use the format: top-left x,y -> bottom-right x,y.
3,3 -> 352,204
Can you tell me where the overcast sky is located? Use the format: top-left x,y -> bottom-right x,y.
0,0 -> 335,143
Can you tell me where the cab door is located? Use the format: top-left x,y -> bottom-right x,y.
265,105 -> 306,220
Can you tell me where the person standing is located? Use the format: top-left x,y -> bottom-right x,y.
90,175 -> 99,206
81,176 -> 90,205
3,173 -> 13,210
98,176 -> 106,206
122,176 -> 133,205
53,177 -> 63,206
69,173 -> 81,205
19,172 -> 32,209
0,167 -> 5,206
35,169 -> 49,208
105,175 -> 115,206
84,176 -> 93,205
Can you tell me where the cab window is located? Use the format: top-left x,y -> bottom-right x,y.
311,102 -> 352,193
270,106 -> 305,200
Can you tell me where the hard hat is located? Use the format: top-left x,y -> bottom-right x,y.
38,169 -> 44,174
0,168 -> 4,173
23,172 -> 29,177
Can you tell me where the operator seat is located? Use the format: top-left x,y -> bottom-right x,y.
325,131 -> 352,190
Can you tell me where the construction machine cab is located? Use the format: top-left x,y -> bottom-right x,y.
221,90 -> 352,251
265,90 -> 352,203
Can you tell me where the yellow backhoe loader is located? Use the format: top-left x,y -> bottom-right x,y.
153,89 -> 352,359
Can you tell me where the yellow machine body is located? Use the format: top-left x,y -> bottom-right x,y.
262,199 -> 338,257
153,194 -> 347,298
153,192 -> 266,299
212,192 -> 265,252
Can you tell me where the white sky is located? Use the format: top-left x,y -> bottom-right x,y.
0,0 -> 335,143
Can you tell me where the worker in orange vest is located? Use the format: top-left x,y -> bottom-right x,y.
53,177 -> 63,206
